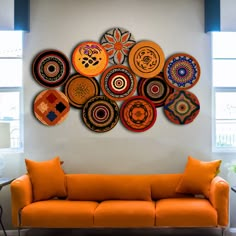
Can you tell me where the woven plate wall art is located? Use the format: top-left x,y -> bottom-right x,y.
163,53 -> 200,90
33,89 -> 70,126
32,50 -> 70,88
100,27 -> 136,64
138,73 -> 174,107
120,96 -> 157,132
100,65 -> 137,101
65,74 -> 100,108
128,40 -> 165,79
82,95 -> 119,132
72,41 -> 108,77
164,90 -> 200,125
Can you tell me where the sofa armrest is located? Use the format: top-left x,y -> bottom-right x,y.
11,174 -> 33,227
209,176 -> 229,227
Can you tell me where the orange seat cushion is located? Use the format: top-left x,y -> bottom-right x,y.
21,200 -> 98,228
66,174 -> 151,201
94,200 -> 155,227
176,156 -> 221,197
25,157 -> 67,201
155,198 -> 217,227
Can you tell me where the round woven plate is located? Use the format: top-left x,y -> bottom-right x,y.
100,27 -> 136,65
120,96 -> 157,132
65,74 -> 100,108
33,89 -> 70,126
82,95 -> 119,132
100,65 -> 137,101
32,50 -> 70,88
164,90 -> 200,125
138,73 -> 174,107
128,40 -> 165,79
163,53 -> 201,90
72,41 -> 108,77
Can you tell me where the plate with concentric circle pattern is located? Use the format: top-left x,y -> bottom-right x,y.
82,95 -> 119,132
100,65 -> 137,101
32,50 -> 70,88
120,96 -> 157,132
163,53 -> 200,90
33,89 -> 70,126
164,90 -> 200,124
138,73 -> 174,107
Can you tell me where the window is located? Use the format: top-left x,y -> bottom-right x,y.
212,32 -> 236,152
0,31 -> 23,152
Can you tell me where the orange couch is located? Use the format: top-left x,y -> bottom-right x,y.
11,173 -> 229,232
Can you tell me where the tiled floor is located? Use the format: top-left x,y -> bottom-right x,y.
5,228 -> 227,236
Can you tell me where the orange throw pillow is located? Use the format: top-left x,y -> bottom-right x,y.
176,156 -> 221,197
25,156 -> 66,201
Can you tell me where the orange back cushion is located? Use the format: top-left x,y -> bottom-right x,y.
150,174 -> 193,200
66,174 -> 151,201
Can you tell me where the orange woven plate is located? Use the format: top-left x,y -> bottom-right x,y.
34,89 -> 70,126
128,40 -> 165,79
65,74 -> 100,108
72,41 -> 108,77
120,96 -> 157,132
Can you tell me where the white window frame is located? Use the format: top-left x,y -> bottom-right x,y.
0,31 -> 24,153
212,32 -> 236,152
212,87 -> 236,152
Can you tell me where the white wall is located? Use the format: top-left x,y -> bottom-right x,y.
24,0 -> 210,174
3,0 -> 228,230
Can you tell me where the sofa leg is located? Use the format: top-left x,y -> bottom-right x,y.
221,227 -> 226,236
17,210 -> 22,236
18,228 -> 21,236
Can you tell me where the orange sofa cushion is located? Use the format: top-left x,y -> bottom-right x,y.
21,200 -> 98,228
66,174 -> 151,201
94,200 -> 155,227
25,157 -> 67,201
176,156 -> 221,197
150,174 -> 193,200
155,198 -> 217,227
